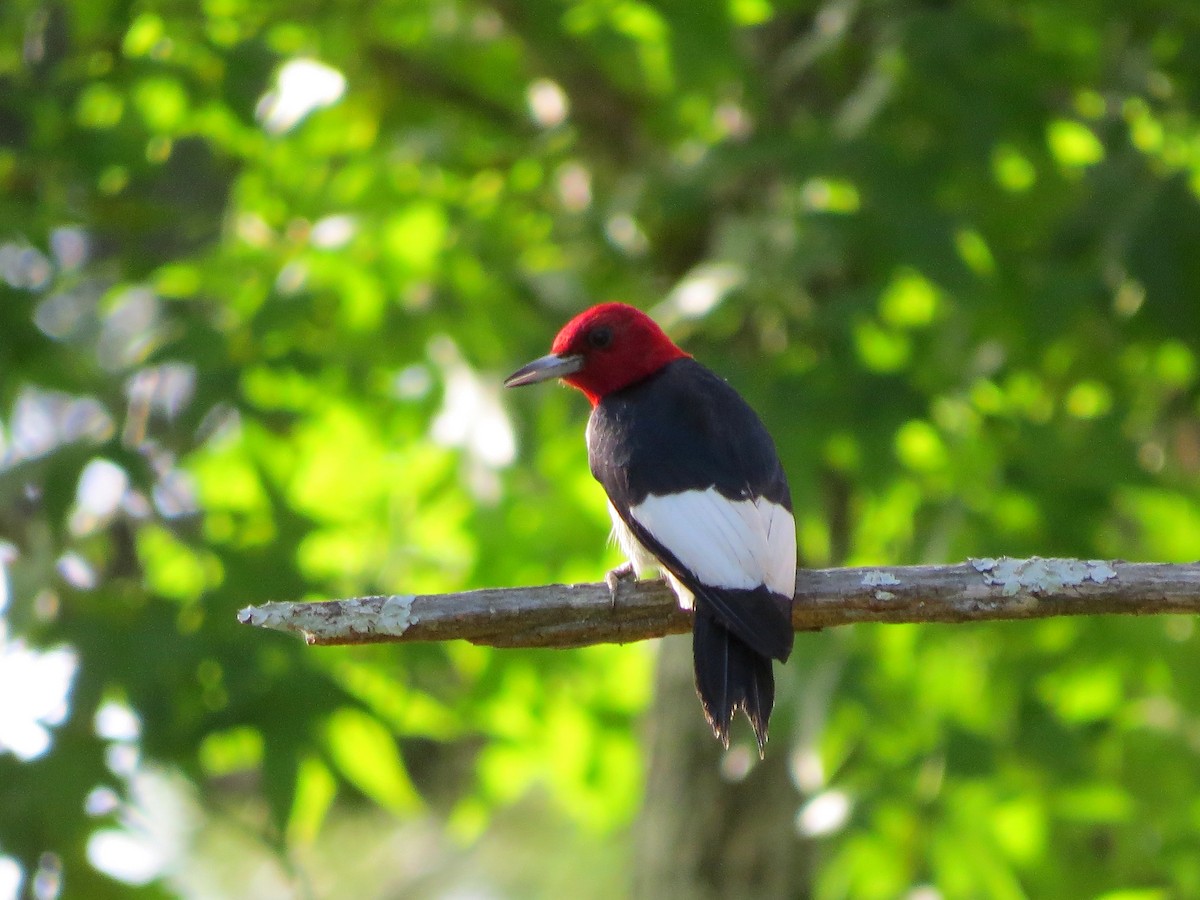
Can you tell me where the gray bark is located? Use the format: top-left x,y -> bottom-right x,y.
631,635 -> 809,900
238,557 -> 1200,647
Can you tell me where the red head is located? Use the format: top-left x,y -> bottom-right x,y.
504,303 -> 689,404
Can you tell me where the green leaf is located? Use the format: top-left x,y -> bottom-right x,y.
325,708 -> 420,815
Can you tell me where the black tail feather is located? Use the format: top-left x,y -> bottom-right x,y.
693,607 -> 776,756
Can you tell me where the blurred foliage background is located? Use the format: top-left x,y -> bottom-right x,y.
3,0 -> 1200,897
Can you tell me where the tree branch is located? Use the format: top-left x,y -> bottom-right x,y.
237,557 -> 1200,649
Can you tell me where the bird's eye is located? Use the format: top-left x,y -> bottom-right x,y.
588,326 -> 613,349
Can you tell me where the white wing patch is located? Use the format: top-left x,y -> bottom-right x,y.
608,502 -> 697,609
626,487 -> 796,599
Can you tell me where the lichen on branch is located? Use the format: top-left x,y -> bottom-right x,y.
237,558 -> 1200,649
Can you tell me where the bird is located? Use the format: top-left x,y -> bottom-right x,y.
504,302 -> 795,755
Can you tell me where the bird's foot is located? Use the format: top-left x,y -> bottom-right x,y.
604,562 -> 637,609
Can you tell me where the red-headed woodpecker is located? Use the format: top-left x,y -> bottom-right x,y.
505,303 -> 795,754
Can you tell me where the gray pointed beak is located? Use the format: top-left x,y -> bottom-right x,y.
504,353 -> 584,387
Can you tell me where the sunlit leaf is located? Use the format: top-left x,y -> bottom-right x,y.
325,708 -> 420,815
1047,119 -> 1105,168
287,755 -> 338,845
879,269 -> 940,328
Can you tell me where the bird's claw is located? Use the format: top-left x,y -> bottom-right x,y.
604,562 -> 637,609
